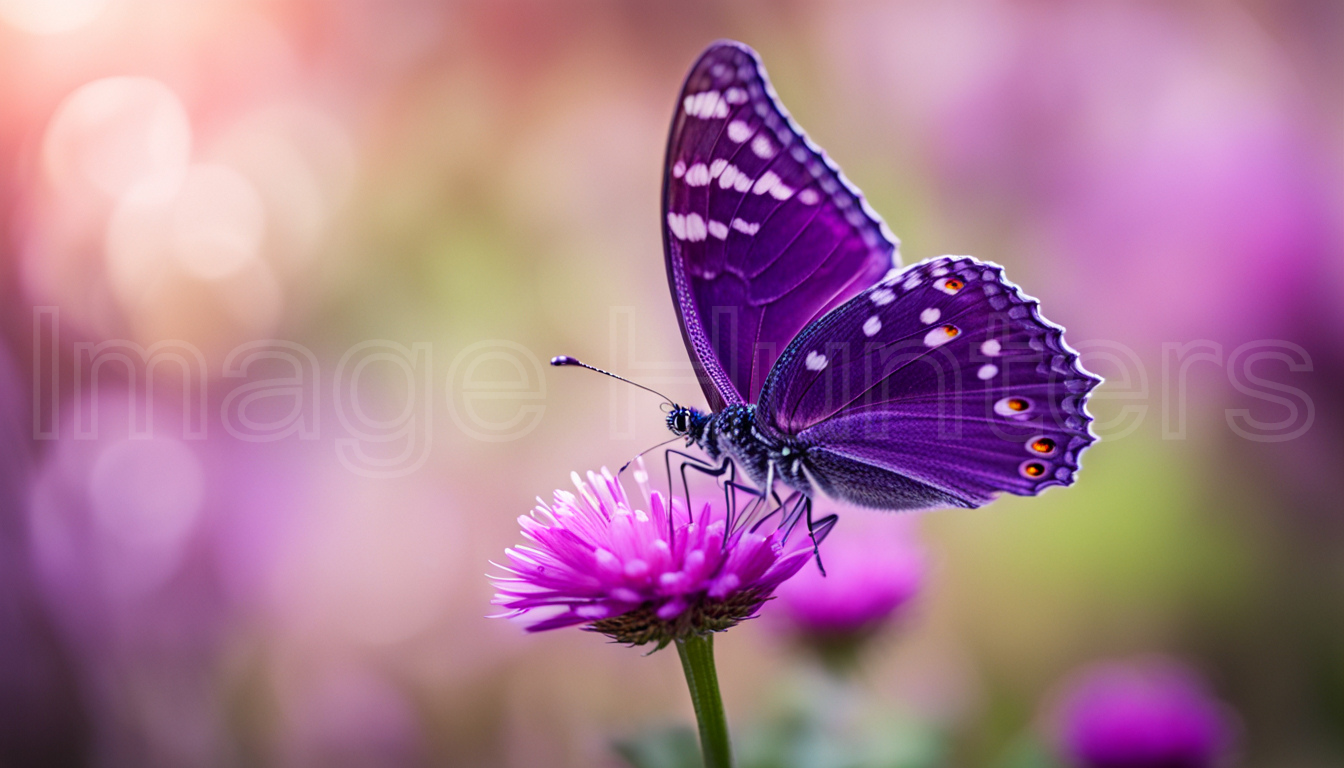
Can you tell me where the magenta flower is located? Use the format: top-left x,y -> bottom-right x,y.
490,466 -> 813,646
1054,659 -> 1235,768
773,518 -> 924,650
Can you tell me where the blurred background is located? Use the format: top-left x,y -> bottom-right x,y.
1,1 -> 1342,766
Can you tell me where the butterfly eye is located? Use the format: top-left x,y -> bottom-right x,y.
1021,461 -> 1048,478
1029,437 -> 1057,456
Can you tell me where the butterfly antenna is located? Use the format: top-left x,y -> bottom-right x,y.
618,436 -> 680,477
550,356 -> 673,405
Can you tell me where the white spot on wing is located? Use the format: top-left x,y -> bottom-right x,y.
863,316 -> 881,337
727,120 -> 752,143
752,171 -> 781,196
931,267 -> 949,277
977,364 -> 998,380
805,351 -> 828,371
725,87 -> 748,105
751,135 -> 774,159
667,213 -> 687,240
718,164 -> 752,193
920,307 -> 940,324
981,339 -> 1001,357
707,220 -> 729,240
683,91 -> 728,119
870,288 -> 895,306
923,326 -> 959,347
798,189 -> 819,205
933,277 -> 961,294
995,396 -> 1034,417
731,218 -> 759,236
685,163 -> 710,186
709,158 -> 728,178
684,213 -> 707,242
902,276 -> 922,290
672,161 -> 686,179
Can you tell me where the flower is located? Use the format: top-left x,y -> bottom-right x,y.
773,517 -> 924,639
490,465 -> 813,647
1053,658 -> 1235,768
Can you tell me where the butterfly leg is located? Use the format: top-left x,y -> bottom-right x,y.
724,460 -> 773,545
803,498 -> 840,576
748,487 -> 792,534
720,460 -> 788,535
660,450 -> 790,541
723,479 -> 770,526
747,464 -> 791,534
662,448 -> 736,534
777,492 -> 808,540
663,448 -> 725,503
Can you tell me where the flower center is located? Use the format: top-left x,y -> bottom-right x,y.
587,587 -> 771,647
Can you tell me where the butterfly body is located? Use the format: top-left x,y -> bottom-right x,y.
670,400 -> 975,512
670,403 -> 810,497
654,41 -> 1100,513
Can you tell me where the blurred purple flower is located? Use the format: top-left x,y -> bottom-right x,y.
1054,658 -> 1235,768
0,340 -> 88,764
24,386 -> 233,765
772,517 -> 924,644
278,666 -> 426,768
490,466 -> 812,647
834,3 -> 1334,346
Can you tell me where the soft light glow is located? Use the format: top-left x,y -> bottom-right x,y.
30,428 -> 207,602
105,162 -> 266,312
171,164 -> 267,279
89,436 -> 205,560
208,105 -> 355,273
217,258 -> 285,334
0,0 -> 110,35
43,76 -> 192,199
104,183 -> 173,307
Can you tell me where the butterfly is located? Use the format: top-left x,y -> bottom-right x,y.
562,40 -> 1100,522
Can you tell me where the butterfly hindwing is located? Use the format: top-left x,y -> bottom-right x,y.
756,256 -> 1101,508
663,40 -> 899,410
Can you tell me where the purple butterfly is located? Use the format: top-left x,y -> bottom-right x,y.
562,40 -> 1100,519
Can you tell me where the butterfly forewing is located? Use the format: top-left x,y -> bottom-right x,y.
757,256 -> 1101,506
663,40 -> 899,410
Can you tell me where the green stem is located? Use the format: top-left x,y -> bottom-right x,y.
676,633 -> 733,768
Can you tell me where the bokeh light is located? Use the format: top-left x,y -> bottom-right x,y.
0,0 -> 110,35
42,76 -> 191,200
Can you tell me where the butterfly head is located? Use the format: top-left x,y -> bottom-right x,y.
666,405 -> 705,441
